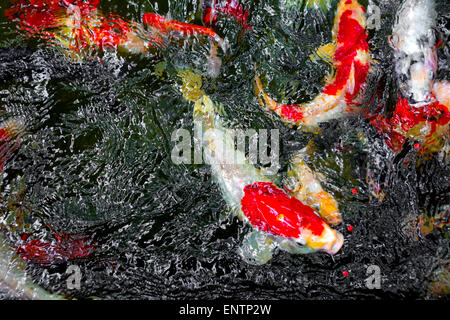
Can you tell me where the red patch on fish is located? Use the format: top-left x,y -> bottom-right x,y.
323,10 -> 369,100
219,0 -> 251,30
280,104 -> 304,122
202,0 -> 251,30
391,98 -> 450,131
368,114 -> 407,153
241,182 -> 325,239
17,232 -> 95,265
202,0 -> 219,28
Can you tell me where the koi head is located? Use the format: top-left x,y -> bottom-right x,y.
241,182 -> 344,255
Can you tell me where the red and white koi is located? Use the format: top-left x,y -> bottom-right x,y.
180,71 -> 343,264
368,0 -> 449,154
255,0 -> 371,128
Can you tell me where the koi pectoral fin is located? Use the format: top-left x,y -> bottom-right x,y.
310,42 -> 335,65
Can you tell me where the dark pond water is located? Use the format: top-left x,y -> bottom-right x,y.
0,0 -> 448,299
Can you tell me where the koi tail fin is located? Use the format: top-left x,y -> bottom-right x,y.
206,43 -> 222,78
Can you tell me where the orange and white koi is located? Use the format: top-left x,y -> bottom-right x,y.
285,147 -> 342,226
255,0 -> 371,128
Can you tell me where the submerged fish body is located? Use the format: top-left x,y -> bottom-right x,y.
0,120 -> 49,299
16,232 -> 95,265
255,0 -> 370,128
391,0 -> 438,107
286,148 -> 342,226
191,91 -> 343,264
6,0 -> 225,59
368,0 -> 449,154
193,95 -> 270,214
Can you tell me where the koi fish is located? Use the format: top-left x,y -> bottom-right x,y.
368,0 -> 449,154
6,0 -> 148,56
16,231 -> 95,265
201,0 -> 251,30
142,13 -> 226,50
5,0 -> 99,36
255,0 -> 371,128
180,70 -> 343,265
368,97 -> 450,154
6,0 -> 225,58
